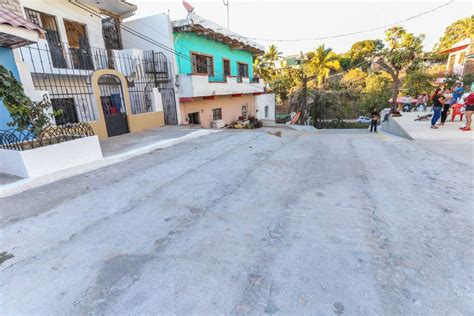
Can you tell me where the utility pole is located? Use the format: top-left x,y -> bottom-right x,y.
223,0 -> 230,30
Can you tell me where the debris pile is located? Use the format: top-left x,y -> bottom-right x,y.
228,116 -> 263,129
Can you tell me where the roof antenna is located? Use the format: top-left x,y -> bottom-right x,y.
223,0 -> 229,30
182,0 -> 194,18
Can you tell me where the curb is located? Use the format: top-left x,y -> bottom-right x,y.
0,129 -> 221,198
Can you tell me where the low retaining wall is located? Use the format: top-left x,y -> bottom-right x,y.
381,117 -> 413,140
0,136 -> 103,178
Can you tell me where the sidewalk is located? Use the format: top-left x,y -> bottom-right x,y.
0,126 -> 220,198
382,111 -> 474,141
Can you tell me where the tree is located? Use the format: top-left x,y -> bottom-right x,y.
349,39 -> 383,67
263,44 -> 283,70
307,45 -> 341,88
253,56 -> 272,82
403,69 -> 433,97
371,26 -> 425,107
0,65 -> 54,134
360,72 -> 392,112
436,16 -> 473,51
341,68 -> 367,91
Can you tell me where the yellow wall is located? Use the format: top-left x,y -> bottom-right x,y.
128,111 -> 165,133
90,69 -> 165,138
180,94 -> 256,128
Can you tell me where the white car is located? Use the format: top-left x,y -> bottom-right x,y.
357,116 -> 372,124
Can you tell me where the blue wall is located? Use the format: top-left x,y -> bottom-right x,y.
0,47 -> 20,130
174,32 -> 254,82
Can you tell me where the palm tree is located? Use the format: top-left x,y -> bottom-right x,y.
308,45 -> 341,88
253,56 -> 272,81
263,44 -> 283,71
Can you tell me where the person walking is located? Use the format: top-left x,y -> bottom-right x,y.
430,88 -> 444,129
370,108 -> 379,133
440,88 -> 452,125
460,92 -> 474,131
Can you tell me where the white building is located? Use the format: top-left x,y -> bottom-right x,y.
9,0 -> 180,138
440,38 -> 472,77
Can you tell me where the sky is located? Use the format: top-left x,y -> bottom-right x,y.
129,0 -> 472,55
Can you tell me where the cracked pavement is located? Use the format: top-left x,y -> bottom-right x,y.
0,129 -> 473,315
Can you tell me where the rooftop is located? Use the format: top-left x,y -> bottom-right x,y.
0,7 -> 44,48
172,13 -> 264,55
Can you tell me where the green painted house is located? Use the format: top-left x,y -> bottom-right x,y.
171,13 -> 273,129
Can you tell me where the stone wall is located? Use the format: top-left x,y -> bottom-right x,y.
0,0 -> 22,14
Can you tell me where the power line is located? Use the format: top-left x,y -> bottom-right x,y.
234,0 -> 455,42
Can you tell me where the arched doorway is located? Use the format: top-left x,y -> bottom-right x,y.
98,74 -> 129,137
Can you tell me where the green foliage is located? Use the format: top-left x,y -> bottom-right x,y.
0,65 -> 54,134
341,68 -> 367,91
436,16 -> 473,51
253,56 -> 272,82
379,26 -> 425,74
271,68 -> 299,102
462,73 -> 474,88
349,39 -> 383,67
338,53 -> 352,71
360,73 -> 392,113
263,44 -> 283,70
307,45 -> 341,88
403,69 -> 434,96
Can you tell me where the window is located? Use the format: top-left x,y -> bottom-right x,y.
24,8 -> 66,68
223,59 -> 231,76
459,51 -> 466,65
64,19 -> 93,70
192,53 -> 214,75
265,106 -> 269,118
238,62 -> 249,77
242,105 -> 248,117
212,108 -> 222,120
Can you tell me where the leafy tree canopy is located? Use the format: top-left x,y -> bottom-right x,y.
436,16 -> 473,51
348,39 -> 383,66
341,68 -> 367,91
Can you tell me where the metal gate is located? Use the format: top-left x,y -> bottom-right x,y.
159,81 -> 178,125
98,74 -> 129,137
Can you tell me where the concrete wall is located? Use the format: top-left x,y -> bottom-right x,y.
180,94 -> 256,128
0,135 -> 103,178
174,32 -> 254,82
380,116 -> 413,140
0,0 -> 21,14
255,93 -> 276,125
122,14 -> 181,124
0,47 -> 20,130
178,74 -> 264,98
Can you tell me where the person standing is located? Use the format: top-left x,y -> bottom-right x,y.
370,108 -> 379,133
451,81 -> 465,105
431,88 -> 444,129
461,92 -> 474,131
440,88 -> 452,125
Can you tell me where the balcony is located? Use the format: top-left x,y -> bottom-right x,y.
178,74 -> 265,98
17,40 -> 171,81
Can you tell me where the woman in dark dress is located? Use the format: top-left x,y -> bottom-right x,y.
430,88 -> 444,129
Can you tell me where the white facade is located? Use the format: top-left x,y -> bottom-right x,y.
0,135 -> 103,178
122,14 -> 182,124
445,39 -> 471,76
19,0 -> 107,49
178,74 -> 265,98
255,93 -> 276,126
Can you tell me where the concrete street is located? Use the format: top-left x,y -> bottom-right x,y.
0,129 -> 473,315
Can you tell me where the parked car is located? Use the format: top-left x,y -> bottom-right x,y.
356,116 -> 372,124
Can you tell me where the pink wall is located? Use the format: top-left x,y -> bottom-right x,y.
180,94 -> 256,128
